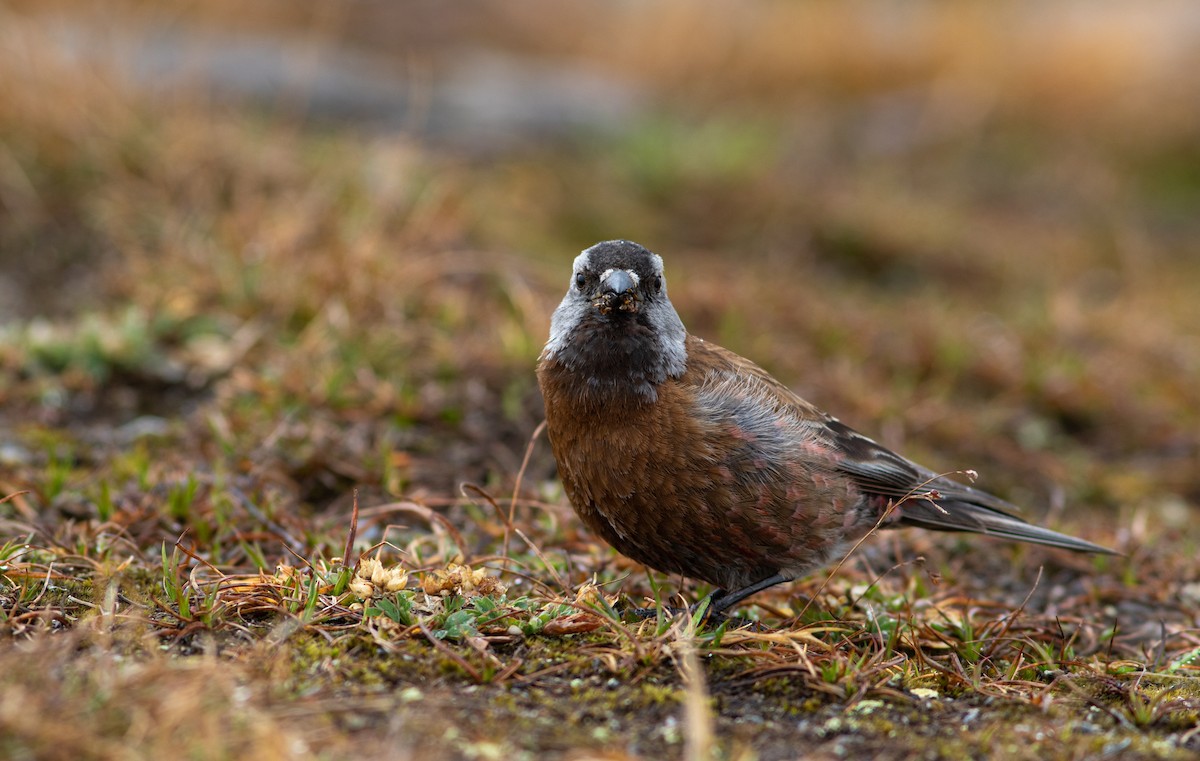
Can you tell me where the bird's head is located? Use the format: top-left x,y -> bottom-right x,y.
574,241 -> 664,317
543,240 -> 688,397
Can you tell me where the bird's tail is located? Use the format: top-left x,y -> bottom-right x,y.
896,498 -> 1117,555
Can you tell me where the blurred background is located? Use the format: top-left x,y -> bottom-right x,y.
6,6 -> 1200,757
2,0 -> 1199,538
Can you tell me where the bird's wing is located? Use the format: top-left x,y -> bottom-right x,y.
684,336 -> 929,497
682,336 -> 1114,554
683,335 -> 825,416
819,418 -> 928,498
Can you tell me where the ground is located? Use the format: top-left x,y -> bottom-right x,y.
2,3 -> 1199,760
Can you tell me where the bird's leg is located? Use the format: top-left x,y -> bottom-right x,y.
617,591 -> 730,624
617,574 -> 791,623
619,594 -> 733,627
688,589 -> 726,618
706,573 -> 791,614
620,603 -> 684,619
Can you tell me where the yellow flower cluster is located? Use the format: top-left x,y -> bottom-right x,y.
348,556 -> 409,599
420,563 -> 506,597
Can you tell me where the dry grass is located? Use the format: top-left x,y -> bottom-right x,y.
2,3 -> 1200,760
0,636 -> 319,761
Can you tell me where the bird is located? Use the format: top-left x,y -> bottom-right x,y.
536,240 -> 1115,615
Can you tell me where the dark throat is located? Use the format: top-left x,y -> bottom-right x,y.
547,315 -> 672,405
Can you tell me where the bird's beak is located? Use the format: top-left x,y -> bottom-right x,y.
594,269 -> 639,315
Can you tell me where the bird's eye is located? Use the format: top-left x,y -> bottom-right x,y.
574,272 -> 586,290
653,275 -> 663,292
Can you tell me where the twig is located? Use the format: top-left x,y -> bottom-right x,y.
377,500 -> 469,563
506,420 -> 546,559
174,531 -> 225,576
343,488 -> 360,568
796,470 -> 971,622
982,565 -> 1042,662
417,622 -> 483,683
673,619 -> 715,761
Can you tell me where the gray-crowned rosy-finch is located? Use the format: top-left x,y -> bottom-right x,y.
536,240 -> 1114,613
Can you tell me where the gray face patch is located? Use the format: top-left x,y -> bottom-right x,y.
543,241 -> 687,397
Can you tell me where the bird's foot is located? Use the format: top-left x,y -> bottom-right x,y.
616,600 -> 756,630
619,603 -> 686,620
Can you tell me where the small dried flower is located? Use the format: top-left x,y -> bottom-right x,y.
348,578 -> 375,599
574,581 -> 604,607
421,563 -> 506,597
384,568 -> 409,592
350,556 -> 410,599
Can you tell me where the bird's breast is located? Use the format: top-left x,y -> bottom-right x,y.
537,354 -> 867,588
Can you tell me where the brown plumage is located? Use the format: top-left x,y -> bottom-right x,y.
536,240 -> 1114,613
